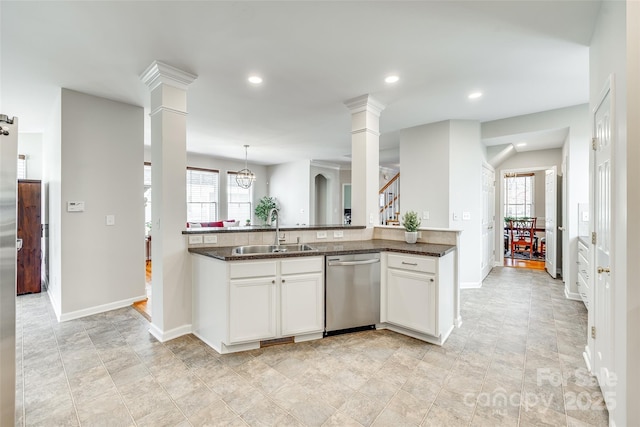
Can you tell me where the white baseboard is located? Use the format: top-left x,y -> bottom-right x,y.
149,323 -> 192,343
564,287 -> 582,301
58,294 -> 147,322
47,289 -> 62,322
461,281 -> 482,289
455,316 -> 463,328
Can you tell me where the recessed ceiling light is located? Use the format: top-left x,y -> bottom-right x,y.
248,75 -> 263,84
517,142 -> 527,147
468,92 -> 482,99
385,75 -> 399,84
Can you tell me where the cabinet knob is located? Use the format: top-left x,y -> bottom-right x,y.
271,280 -> 275,284
429,278 -> 434,282
281,279 -> 286,283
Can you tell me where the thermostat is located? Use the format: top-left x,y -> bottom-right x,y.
67,201 -> 85,212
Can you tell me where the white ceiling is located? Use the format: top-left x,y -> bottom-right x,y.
0,1 -> 601,167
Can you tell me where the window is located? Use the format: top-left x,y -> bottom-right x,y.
17,155 -> 26,179
187,167 -> 219,222
227,171 -> 252,223
504,173 -> 534,218
144,163 -> 152,235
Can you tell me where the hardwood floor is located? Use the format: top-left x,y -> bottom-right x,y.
132,261 -> 152,320
503,257 -> 546,270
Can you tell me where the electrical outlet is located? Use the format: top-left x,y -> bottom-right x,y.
204,235 -> 218,244
369,213 -> 374,224
188,235 -> 203,244
462,212 -> 471,220
333,230 -> 344,238
422,211 -> 430,220
105,215 -> 115,226
317,231 -> 327,239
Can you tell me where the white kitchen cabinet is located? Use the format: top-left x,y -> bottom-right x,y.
229,276 -> 277,344
280,258 -> 324,337
192,254 -> 324,354
380,251 -> 454,345
577,239 -> 590,309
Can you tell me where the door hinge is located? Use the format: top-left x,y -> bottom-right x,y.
592,232 -> 597,245
591,326 -> 596,339
592,137 -> 598,150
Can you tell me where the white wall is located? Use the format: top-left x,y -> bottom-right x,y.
400,120 -> 483,287
449,121 -> 483,286
400,121 -> 450,228
43,93 -> 62,318
589,1 -> 633,424
56,89 -> 145,318
266,160 -> 310,225
17,133 -> 43,180
310,162 -> 341,225
625,2 -> 640,424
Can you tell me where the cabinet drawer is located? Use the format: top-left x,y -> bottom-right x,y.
229,260 -> 276,279
281,257 -> 323,275
387,253 -> 436,273
578,241 -> 589,259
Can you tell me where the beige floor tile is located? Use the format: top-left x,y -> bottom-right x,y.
339,392 -> 386,426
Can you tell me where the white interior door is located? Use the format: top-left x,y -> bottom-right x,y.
593,81 -> 614,400
481,165 -> 495,279
545,167 -> 557,278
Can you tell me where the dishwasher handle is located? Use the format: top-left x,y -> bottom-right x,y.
327,258 -> 380,266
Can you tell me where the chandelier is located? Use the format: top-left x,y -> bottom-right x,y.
236,145 -> 256,189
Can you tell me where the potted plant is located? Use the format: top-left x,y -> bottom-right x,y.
402,210 -> 421,244
255,196 -> 278,225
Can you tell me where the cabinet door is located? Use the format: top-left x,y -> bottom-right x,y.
281,272 -> 324,337
386,268 -> 437,336
229,277 -> 277,344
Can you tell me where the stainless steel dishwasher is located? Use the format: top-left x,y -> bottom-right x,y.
325,253 -> 381,334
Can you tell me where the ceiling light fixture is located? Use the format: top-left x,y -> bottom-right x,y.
248,75 -> 263,84
236,145 -> 256,189
385,75 -> 399,84
468,92 -> 483,99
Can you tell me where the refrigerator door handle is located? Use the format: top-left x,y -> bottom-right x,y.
16,239 -> 22,251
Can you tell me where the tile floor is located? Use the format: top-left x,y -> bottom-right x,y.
15,267 -> 609,426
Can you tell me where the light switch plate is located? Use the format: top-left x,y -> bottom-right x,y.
333,230 -> 344,238
317,231 -> 327,239
188,235 -> 203,244
204,235 -> 218,244
105,215 -> 115,226
453,212 -> 460,221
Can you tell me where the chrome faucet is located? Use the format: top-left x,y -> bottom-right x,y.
269,207 -> 280,246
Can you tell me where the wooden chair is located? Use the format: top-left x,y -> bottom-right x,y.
509,218 -> 537,259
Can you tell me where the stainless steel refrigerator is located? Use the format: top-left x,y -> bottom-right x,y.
0,114 -> 17,425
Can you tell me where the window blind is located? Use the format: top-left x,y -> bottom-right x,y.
187,167 -> 219,222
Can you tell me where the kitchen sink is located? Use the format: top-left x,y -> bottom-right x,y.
232,244 -> 317,255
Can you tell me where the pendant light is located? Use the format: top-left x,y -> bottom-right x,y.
236,145 -> 256,189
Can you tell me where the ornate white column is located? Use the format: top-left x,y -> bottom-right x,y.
345,95 -> 385,227
140,61 -> 197,341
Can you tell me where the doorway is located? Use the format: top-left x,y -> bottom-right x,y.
500,167 -> 560,273
314,174 -> 328,225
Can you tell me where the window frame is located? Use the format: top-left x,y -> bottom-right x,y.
186,166 -> 220,223
504,173 -> 535,219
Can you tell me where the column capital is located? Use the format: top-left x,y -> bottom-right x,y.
344,94 -> 386,117
140,61 -> 197,91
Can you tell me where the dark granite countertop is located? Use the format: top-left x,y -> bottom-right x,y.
183,224 -> 365,234
188,239 -> 456,261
